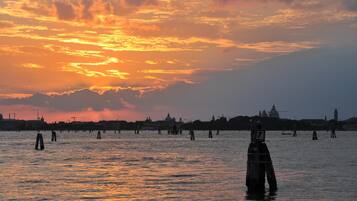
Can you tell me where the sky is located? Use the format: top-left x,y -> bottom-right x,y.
0,0 -> 357,122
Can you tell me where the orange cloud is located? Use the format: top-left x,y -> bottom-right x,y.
22,63 -> 44,69
0,20 -> 14,28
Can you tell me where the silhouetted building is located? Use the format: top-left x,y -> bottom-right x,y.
165,113 -> 175,122
334,109 -> 338,121
344,117 -> 357,130
269,105 -> 280,119
262,110 -> 268,118
179,118 -> 183,123
145,116 -> 152,122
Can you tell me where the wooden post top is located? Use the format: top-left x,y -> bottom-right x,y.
251,129 -> 266,143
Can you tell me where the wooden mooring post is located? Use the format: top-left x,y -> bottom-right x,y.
246,123 -> 277,194
292,129 -> 297,137
35,133 -> 45,150
190,130 -> 195,141
208,130 -> 213,139
331,128 -> 336,138
51,130 -> 57,142
312,131 -> 318,140
97,131 -> 102,139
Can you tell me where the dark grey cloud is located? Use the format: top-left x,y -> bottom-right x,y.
141,45 -> 357,120
49,0 -> 160,20
342,0 -> 357,11
0,89 -> 139,112
214,0 -> 326,10
81,0 -> 94,20
124,0 -> 159,6
2,45 -> 357,119
54,1 -> 76,20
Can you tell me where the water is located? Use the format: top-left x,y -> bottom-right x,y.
0,131 -> 356,200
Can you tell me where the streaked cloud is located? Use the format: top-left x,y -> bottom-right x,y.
0,20 -> 14,28
238,41 -> 319,53
22,63 -> 44,69
141,69 -> 198,75
62,57 -> 129,79
145,60 -> 158,65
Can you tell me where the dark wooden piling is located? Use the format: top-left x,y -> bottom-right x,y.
260,143 -> 277,192
246,143 -> 266,194
208,130 -> 213,139
216,130 -> 220,135
246,124 -> 277,194
51,130 -> 57,142
97,131 -> 102,139
158,128 -> 161,134
292,130 -> 297,137
331,128 -> 336,138
35,133 -> 45,150
312,131 -> 318,140
190,130 -> 195,141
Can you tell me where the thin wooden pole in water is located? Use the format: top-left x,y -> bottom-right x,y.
292,124 -> 297,137
190,130 -> 195,141
97,131 -> 102,139
208,130 -> 213,139
330,122 -> 337,138
292,129 -> 297,137
35,133 -> 45,150
51,130 -> 57,142
312,131 -> 318,140
331,128 -> 336,138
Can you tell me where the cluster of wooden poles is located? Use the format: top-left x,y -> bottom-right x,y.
312,128 -> 337,140
35,127 -> 338,150
33,125 -> 341,196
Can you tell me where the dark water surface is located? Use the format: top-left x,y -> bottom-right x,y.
0,131 -> 356,200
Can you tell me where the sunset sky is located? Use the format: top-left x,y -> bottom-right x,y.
0,0 -> 357,122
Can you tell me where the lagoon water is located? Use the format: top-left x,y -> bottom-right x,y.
0,131 -> 356,200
